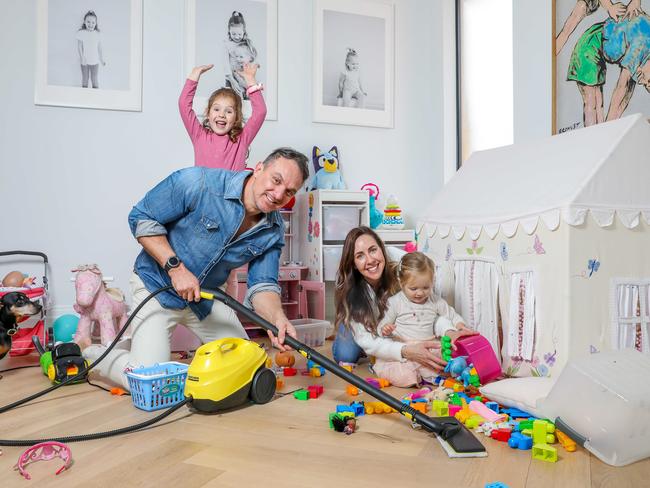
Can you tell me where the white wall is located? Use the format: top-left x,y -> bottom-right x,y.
512,0 -> 553,142
0,0 -> 447,312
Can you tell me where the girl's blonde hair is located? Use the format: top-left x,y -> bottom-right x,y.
397,252 -> 435,286
202,87 -> 243,143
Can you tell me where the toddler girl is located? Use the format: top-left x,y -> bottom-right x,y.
76,10 -> 106,89
338,48 -> 367,108
374,252 -> 475,387
226,42 -> 258,101
178,61 -> 266,170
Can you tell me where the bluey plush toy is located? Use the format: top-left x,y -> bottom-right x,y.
310,146 -> 346,190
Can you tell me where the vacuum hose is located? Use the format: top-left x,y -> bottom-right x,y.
199,287 -> 461,440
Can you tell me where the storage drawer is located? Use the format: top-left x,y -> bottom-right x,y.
323,245 -> 343,281
322,205 -> 365,241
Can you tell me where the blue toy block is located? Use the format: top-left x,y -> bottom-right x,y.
350,401 -> 365,416
508,432 -> 533,450
485,483 -> 509,488
485,401 -> 499,413
501,407 -> 535,419
336,405 -> 355,414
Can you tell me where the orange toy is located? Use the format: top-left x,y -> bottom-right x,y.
275,351 -> 295,368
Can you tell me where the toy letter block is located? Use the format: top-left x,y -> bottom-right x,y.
532,443 -> 558,462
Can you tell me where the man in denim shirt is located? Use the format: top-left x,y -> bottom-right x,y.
84,148 -> 309,389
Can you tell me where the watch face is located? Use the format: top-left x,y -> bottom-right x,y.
167,256 -> 180,268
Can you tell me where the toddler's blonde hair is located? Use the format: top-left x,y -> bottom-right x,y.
397,251 -> 435,286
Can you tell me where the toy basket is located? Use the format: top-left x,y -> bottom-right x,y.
125,361 -> 189,411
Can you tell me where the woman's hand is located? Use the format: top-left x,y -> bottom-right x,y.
401,340 -> 447,372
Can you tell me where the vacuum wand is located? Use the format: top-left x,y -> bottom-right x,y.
200,288 -> 461,440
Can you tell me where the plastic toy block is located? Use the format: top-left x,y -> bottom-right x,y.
508,432 -> 533,450
455,400 -> 472,423
341,364 -> 353,372
465,415 -> 486,429
294,389 -> 310,400
485,483 -> 509,488
443,378 -> 458,389
350,401 -> 365,416
491,428 -> 512,442
307,359 -> 317,369
283,367 -> 297,376
469,400 -> 506,423
532,443 -> 558,462
448,404 -> 462,416
336,405 -> 356,414
346,385 -> 359,396
366,378 -> 381,388
276,378 -> 284,390
500,407 -> 534,419
266,357 -> 273,368
441,336 -> 452,361
485,401 -> 499,413
432,400 -> 449,417
310,366 -> 326,377
410,387 -> 432,400
523,428 -> 555,444
308,384 -> 324,395
365,401 -> 395,414
556,430 -> 577,452
411,402 -> 428,414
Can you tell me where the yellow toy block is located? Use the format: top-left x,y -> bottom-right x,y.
378,378 -> 391,388
310,367 -> 323,377
341,364 -> 353,372
556,430 -> 577,452
276,378 -> 284,390
532,443 -> 558,462
455,399 -> 472,423
432,400 -> 449,417
465,415 -> 486,429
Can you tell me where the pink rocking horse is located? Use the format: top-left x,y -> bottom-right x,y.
72,264 -> 128,349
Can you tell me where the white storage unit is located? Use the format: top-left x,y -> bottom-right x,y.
297,189 -> 369,282
375,228 -> 415,248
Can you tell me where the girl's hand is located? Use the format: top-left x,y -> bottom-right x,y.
445,324 -> 478,350
238,62 -> 259,86
401,340 -> 447,372
381,323 -> 396,336
188,64 -> 214,81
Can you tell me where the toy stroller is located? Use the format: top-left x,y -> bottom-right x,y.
0,251 -> 49,357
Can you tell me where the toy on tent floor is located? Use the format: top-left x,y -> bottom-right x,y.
72,264 -> 128,349
0,251 -> 49,357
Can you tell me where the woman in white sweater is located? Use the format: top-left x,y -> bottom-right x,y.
332,226 -> 447,373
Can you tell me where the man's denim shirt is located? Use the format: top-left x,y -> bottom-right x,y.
128,167 -> 284,320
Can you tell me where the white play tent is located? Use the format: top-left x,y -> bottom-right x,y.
418,114 -> 650,377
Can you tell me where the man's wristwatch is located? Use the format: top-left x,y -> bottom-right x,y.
164,255 -> 182,272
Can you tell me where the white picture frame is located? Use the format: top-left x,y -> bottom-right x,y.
35,0 -> 143,112
313,0 -> 394,128
184,0 -> 278,121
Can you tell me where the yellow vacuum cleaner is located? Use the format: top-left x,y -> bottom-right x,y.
184,337 -> 276,412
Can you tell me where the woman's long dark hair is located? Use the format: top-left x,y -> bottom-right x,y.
335,226 -> 399,334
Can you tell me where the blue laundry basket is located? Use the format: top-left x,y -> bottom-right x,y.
125,361 -> 189,411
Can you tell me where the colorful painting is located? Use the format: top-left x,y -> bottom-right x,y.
554,0 -> 650,133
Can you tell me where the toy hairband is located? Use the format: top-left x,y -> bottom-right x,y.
14,441 -> 72,480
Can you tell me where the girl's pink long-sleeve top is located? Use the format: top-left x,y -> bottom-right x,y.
178,79 -> 267,170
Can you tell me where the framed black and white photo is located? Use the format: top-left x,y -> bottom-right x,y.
35,0 -> 143,111
184,0 -> 278,120
313,0 -> 394,128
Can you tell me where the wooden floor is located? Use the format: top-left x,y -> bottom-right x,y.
1,342 -> 649,488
